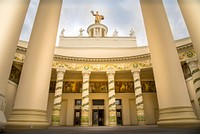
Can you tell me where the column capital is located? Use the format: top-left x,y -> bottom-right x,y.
186,57 -> 198,63
131,69 -> 141,73
186,58 -> 198,68
56,68 -> 66,73
82,70 -> 91,77
106,70 -> 115,75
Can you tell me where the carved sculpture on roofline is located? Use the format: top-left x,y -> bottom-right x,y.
91,10 -> 104,24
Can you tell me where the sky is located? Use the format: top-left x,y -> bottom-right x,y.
19,0 -> 189,46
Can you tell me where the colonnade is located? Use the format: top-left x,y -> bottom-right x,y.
0,0 -> 200,129
50,69 -> 146,126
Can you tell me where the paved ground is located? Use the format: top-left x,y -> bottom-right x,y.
2,126 -> 200,134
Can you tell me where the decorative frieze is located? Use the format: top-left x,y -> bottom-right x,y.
13,43 -> 196,72
14,53 -> 25,63
179,50 -> 196,61
52,60 -> 152,72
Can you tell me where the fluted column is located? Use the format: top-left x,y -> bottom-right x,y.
7,0 -> 63,129
186,58 -> 200,105
140,0 -> 200,127
81,70 -> 91,126
0,0 -> 30,125
106,70 -> 117,126
178,0 -> 200,66
51,68 -> 66,126
131,69 -> 145,125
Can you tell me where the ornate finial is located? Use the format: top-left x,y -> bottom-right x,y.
113,29 -> 118,37
129,28 -> 135,37
90,10 -> 104,24
79,28 -> 84,37
60,28 -> 65,37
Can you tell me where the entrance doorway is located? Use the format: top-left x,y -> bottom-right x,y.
93,109 -> 104,126
74,109 -> 81,126
117,109 -> 122,125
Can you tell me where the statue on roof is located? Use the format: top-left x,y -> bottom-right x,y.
113,29 -> 118,37
129,28 -> 135,37
60,28 -> 65,37
79,28 -> 84,37
91,10 -> 104,24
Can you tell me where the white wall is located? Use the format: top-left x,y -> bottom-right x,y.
116,93 -> 137,125
143,93 -> 159,124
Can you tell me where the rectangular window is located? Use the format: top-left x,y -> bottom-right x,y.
92,99 -> 104,105
116,99 -> 122,105
75,99 -> 82,105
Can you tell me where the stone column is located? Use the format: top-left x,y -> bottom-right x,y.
178,0 -> 200,66
81,70 -> 91,126
106,70 -> 117,126
186,58 -> 200,105
0,0 -> 30,125
140,0 -> 200,127
7,0 -> 63,129
51,68 -> 66,126
131,69 -> 145,125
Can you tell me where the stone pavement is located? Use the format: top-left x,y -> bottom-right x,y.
2,125 -> 200,134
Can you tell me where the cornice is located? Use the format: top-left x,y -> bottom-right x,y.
176,43 -> 193,51
53,53 -> 151,63
14,42 -> 195,66
16,46 -> 27,53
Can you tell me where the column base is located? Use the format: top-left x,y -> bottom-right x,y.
81,124 -> 89,127
138,121 -> 145,126
109,124 -> 117,126
51,122 -> 60,127
157,106 -> 200,128
109,122 -> 117,126
6,109 -> 49,129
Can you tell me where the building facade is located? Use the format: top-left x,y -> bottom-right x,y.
0,0 -> 200,129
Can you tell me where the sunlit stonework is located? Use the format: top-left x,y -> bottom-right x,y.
1,0 -> 200,130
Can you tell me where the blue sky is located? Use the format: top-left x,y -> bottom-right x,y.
19,0 -> 189,46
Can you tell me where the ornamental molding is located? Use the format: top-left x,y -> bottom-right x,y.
14,43 -> 196,71
176,43 -> 193,51
179,50 -> 196,62
16,46 -> 26,53
14,53 -> 25,63
52,60 -> 152,71
54,54 -> 151,63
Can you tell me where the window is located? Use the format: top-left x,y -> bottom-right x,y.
75,99 -> 82,105
92,99 -> 104,105
116,99 -> 122,105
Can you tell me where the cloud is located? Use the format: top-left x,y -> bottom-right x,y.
20,0 -> 189,47
19,0 -> 39,41
163,0 -> 189,40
